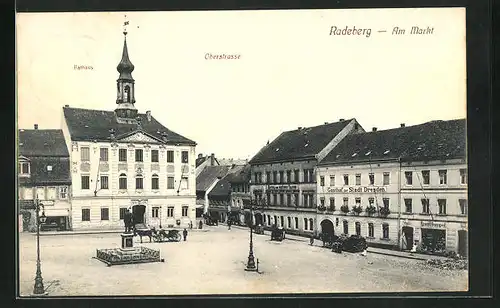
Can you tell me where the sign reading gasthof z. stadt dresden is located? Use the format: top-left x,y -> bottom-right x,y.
326,186 -> 387,193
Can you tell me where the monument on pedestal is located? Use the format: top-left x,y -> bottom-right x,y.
94,209 -> 164,266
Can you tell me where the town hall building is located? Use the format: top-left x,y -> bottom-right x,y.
61,24 -> 197,230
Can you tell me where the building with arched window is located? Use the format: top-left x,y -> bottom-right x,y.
61,24 -> 197,230
249,119 -> 364,237
316,119 -> 467,254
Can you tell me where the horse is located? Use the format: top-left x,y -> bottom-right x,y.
320,232 -> 336,248
133,226 -> 153,243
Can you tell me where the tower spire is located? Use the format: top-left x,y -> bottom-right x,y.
115,15 -> 138,122
117,15 -> 134,80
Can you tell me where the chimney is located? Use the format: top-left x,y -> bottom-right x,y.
64,104 -> 69,108
210,153 -> 215,166
372,127 -> 377,132
354,123 -> 359,130
298,127 -> 302,130
339,118 -> 345,122
198,153 -> 203,159
324,122 -> 328,125
34,124 -> 38,130
146,110 -> 151,122
400,123 -> 405,127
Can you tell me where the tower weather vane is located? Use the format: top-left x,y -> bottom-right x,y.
123,15 -> 129,35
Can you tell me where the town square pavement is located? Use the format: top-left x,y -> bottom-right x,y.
18,225 -> 468,296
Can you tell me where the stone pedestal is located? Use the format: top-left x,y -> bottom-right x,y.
121,233 -> 134,249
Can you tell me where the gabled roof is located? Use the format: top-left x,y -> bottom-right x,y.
196,156 -> 207,167
209,165 -> 247,197
63,106 -> 196,146
196,165 -> 231,192
319,119 -> 466,165
18,129 -> 69,157
18,157 -> 71,186
195,155 -> 220,168
249,119 -> 354,164
226,164 -> 251,184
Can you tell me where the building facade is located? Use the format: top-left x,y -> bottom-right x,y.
207,164 -> 248,224
61,27 -> 197,230
248,119 -> 364,236
227,164 -> 251,225
18,127 -> 72,232
316,120 -> 467,255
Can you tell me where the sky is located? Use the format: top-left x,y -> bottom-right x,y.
16,8 -> 466,160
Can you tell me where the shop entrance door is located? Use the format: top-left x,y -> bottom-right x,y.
458,230 -> 468,258
132,204 -> 146,226
402,226 -> 414,250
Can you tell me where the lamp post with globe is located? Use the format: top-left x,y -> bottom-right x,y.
245,180 -> 258,272
33,197 -> 47,295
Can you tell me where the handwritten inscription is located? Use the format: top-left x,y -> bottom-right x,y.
329,26 -> 372,38
327,186 -> 387,193
73,65 -> 94,70
205,53 -> 241,60
329,25 -> 434,38
392,26 -> 434,35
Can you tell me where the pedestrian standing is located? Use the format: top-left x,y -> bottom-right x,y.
228,220 -> 232,230
199,220 -> 203,229
310,234 -> 315,246
183,228 -> 188,241
189,221 -> 193,229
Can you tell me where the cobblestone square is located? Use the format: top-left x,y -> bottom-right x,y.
18,226 -> 468,296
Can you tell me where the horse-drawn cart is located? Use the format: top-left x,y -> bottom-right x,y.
271,226 -> 286,241
152,229 -> 182,243
253,224 -> 264,235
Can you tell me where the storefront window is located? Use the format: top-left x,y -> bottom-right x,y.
343,220 -> 348,234
382,223 -> 389,239
355,222 -> 361,235
368,223 -> 374,237
421,228 -> 446,252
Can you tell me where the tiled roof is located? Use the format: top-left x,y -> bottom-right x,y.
217,158 -> 248,166
209,165 -> 247,197
226,164 -> 251,184
18,129 -> 69,157
196,165 -> 231,192
319,119 -> 466,165
196,156 -> 207,167
18,157 -> 71,185
63,107 -> 196,145
249,120 -> 354,164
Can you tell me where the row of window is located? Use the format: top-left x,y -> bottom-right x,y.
262,215 -> 316,231
253,169 -> 315,184
260,192 -> 315,207
319,196 -> 389,209
319,169 -> 467,187
403,198 -> 468,215
231,183 -> 250,193
80,147 -> 190,164
21,186 -> 68,200
260,215 -> 390,239
81,206 -> 189,222
80,174 -> 189,190
318,196 -> 467,215
340,220 -> 389,239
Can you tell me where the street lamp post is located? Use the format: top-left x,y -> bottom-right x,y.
245,194 -> 257,272
33,198 -> 47,295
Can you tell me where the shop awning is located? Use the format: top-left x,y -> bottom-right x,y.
43,208 -> 70,217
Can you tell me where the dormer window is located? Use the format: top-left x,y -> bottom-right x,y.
19,161 -> 30,176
